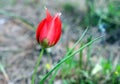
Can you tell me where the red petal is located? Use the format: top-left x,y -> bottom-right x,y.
47,14 -> 62,46
39,19 -> 49,43
52,15 -> 62,45
36,19 -> 46,43
46,8 -> 52,21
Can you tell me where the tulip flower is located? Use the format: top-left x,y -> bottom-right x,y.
36,8 -> 62,48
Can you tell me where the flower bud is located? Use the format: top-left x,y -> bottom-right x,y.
36,8 -> 62,48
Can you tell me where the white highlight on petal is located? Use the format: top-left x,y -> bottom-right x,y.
58,13 -> 62,16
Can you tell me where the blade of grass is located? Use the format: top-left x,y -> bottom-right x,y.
49,67 -> 59,84
49,27 -> 89,83
0,10 -> 35,31
65,27 -> 89,56
0,63 -> 9,82
39,36 -> 103,83
79,42 -> 84,69
86,36 -> 92,69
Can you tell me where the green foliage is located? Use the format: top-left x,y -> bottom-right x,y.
41,28 -> 119,84
38,28 -> 103,83
82,0 -> 120,33
58,50 -> 120,84
63,3 -> 75,14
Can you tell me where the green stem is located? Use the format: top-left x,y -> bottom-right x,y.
79,51 -> 83,69
31,48 -> 44,84
79,43 -> 84,69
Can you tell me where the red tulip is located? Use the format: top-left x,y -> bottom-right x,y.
36,8 -> 62,48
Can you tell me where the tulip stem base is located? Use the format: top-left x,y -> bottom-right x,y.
31,48 -> 44,84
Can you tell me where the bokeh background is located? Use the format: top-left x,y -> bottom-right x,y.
0,0 -> 120,84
